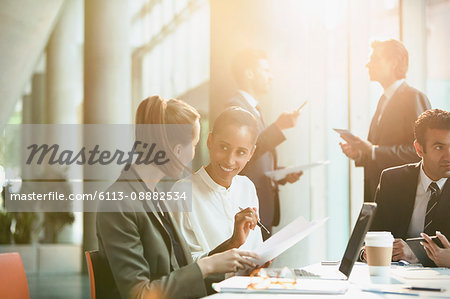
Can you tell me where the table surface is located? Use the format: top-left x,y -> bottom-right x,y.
203,263 -> 450,298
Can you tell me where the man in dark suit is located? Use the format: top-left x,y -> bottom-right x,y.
369,109 -> 450,263
227,49 -> 302,239
340,39 -> 431,202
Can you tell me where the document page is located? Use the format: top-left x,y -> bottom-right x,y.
392,267 -> 450,280
265,161 -> 329,181
251,216 -> 328,265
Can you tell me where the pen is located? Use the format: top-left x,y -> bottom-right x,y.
238,207 -> 271,235
404,286 -> 445,292
362,289 -> 418,296
296,100 -> 308,112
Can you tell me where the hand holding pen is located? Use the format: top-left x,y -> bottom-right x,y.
274,100 -> 307,131
239,207 -> 271,236
229,207 -> 258,247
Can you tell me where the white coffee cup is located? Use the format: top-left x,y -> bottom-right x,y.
365,231 -> 394,276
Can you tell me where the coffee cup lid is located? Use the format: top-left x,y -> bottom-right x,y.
365,231 -> 394,246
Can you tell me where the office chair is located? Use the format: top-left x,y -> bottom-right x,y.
0,252 -> 30,299
85,250 -> 118,299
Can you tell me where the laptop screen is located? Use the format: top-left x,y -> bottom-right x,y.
338,202 -> 377,278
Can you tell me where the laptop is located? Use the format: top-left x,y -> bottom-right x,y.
268,202 -> 377,280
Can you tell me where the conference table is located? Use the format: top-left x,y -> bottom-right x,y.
203,262 -> 450,298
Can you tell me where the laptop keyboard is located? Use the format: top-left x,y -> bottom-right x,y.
261,267 -> 321,279
294,269 -> 321,278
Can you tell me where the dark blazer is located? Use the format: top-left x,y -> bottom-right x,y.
357,82 -> 431,202
371,163 -> 450,239
227,93 -> 286,231
96,168 -> 220,299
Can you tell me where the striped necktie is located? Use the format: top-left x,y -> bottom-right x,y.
424,182 -> 440,234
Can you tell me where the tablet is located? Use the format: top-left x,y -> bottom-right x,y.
406,236 -> 443,267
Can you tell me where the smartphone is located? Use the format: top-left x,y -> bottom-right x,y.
406,236 -> 444,267
407,236 -> 443,248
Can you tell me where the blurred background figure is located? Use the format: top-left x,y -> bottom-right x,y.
227,49 -> 303,239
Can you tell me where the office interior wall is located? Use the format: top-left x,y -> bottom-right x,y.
130,0 -> 210,118
269,1 -> 349,265
402,0 -> 427,92
347,0 -> 399,235
129,0 -> 210,174
426,0 -> 450,111
209,0 -> 347,266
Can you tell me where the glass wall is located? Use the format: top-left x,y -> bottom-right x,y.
426,0 -> 450,110
130,0 -> 210,113
347,0 -> 400,243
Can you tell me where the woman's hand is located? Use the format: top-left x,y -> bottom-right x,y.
230,208 -> 258,247
260,258 -> 274,268
421,232 -> 450,268
197,249 -> 259,278
207,208 -> 259,257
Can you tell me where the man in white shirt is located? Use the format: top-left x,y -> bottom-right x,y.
369,109 -> 450,263
339,39 -> 431,202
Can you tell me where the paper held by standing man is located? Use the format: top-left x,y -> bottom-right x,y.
264,161 -> 330,182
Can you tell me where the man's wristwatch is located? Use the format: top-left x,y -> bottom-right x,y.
358,247 -> 366,262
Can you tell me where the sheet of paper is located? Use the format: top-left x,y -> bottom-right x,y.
251,216 -> 328,265
362,285 -> 450,298
392,267 -> 450,280
265,161 -> 329,181
213,276 -> 348,294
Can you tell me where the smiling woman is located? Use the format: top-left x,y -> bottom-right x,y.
173,107 -> 265,264
205,107 -> 258,188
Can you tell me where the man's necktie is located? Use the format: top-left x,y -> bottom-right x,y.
255,105 -> 265,126
368,94 -> 387,142
424,182 -> 440,234
376,95 -> 388,124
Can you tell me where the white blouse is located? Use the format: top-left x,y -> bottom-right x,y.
173,167 -> 263,262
